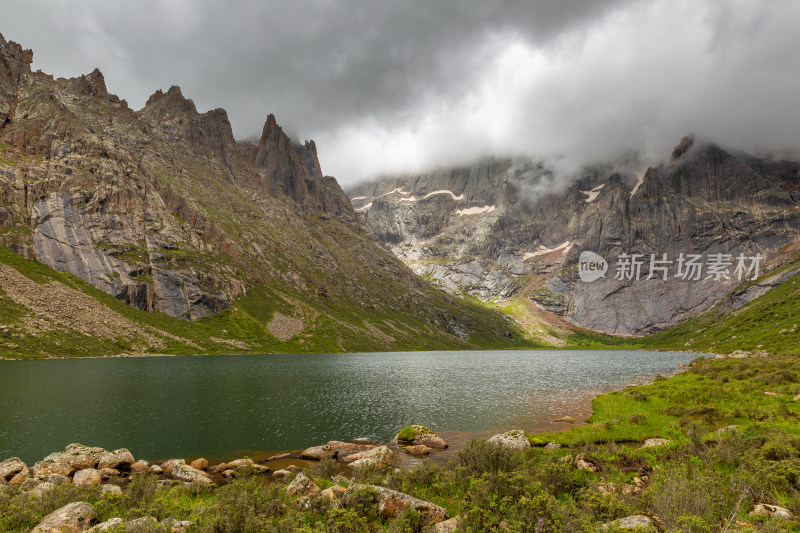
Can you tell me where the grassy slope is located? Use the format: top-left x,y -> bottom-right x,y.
0,246 -> 535,358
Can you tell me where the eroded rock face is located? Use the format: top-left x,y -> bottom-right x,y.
0,457 -> 27,482
348,142 -> 800,335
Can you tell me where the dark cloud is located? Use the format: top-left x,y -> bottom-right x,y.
3,0 -> 799,184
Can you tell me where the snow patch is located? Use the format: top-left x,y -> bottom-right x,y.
422,189 -> 465,201
398,197 -> 417,203
630,173 -> 645,198
355,202 -> 372,211
580,184 -> 605,203
350,195 -> 367,201
523,241 -> 573,261
457,205 -> 496,216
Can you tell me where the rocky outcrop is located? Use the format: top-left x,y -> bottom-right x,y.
32,444 -> 108,477
162,459 -> 211,484
344,484 -> 449,526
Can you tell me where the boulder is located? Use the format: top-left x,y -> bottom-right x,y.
7,469 -> 29,485
300,445 -> 338,460
599,515 -> 657,531
21,477 -> 42,491
432,514 -> 463,533
126,516 -> 159,532
286,472 -> 320,497
73,468 -> 102,487
131,459 -> 150,474
344,484 -> 449,526
32,444 -> 107,477
32,501 -> 97,533
148,465 -> 164,475
396,425 -> 448,449
553,416 -> 576,423
131,460 -> 149,473
326,440 -> 376,459
296,485 -> 346,511
210,463 -> 228,474
45,473 -> 70,485
169,520 -> 196,532
487,430 -> 531,451
0,457 -> 27,481
100,484 -> 122,497
30,481 -> 56,498
342,446 -> 393,468
405,445 -> 431,456
86,517 -> 124,532
190,458 -> 208,471
98,468 -> 120,479
97,448 -> 135,470
751,503 -> 794,520
642,438 -> 672,448
163,459 -> 211,484
272,469 -> 292,479
221,469 -> 236,479
544,442 -> 561,450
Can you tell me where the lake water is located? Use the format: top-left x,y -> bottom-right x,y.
0,350 -> 703,464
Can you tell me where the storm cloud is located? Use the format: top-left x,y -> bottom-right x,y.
3,0 -> 799,183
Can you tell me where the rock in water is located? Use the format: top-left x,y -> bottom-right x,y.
487,430 -> 531,450
162,459 -> 211,484
97,448 -> 135,470
0,457 -> 27,482
32,444 -> 107,477
300,445 -> 338,460
395,425 -> 448,449
189,458 -> 208,471
340,446 -> 393,468
32,502 -> 96,533
404,445 -> 431,456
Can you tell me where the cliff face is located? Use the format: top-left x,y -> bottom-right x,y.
0,32 -> 520,349
348,139 -> 800,335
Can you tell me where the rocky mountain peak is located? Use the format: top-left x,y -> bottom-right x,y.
670,134 -> 695,162
66,68 -> 108,99
143,85 -> 197,116
0,32 -> 33,126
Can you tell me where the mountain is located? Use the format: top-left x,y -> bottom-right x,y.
347,138 -> 800,336
0,32 -> 526,357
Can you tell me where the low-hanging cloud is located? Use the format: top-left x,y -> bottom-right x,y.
3,0 -> 799,184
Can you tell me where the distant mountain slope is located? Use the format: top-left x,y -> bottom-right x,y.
348,138 -> 800,336
0,32 -> 527,356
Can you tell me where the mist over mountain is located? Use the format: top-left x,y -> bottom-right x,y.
4,0 -> 799,184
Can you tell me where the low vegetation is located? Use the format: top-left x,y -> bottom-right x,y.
3,353 -> 800,531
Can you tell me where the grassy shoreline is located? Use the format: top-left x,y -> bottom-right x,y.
3,352 -> 800,531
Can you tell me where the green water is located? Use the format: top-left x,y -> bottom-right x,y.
0,350 -> 702,464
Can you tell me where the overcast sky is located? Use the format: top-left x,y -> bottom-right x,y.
3,0 -> 800,184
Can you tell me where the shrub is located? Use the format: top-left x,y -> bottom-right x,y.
454,439 -> 523,476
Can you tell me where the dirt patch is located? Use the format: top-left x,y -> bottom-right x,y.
268,311 -> 304,341
0,263 -> 165,350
